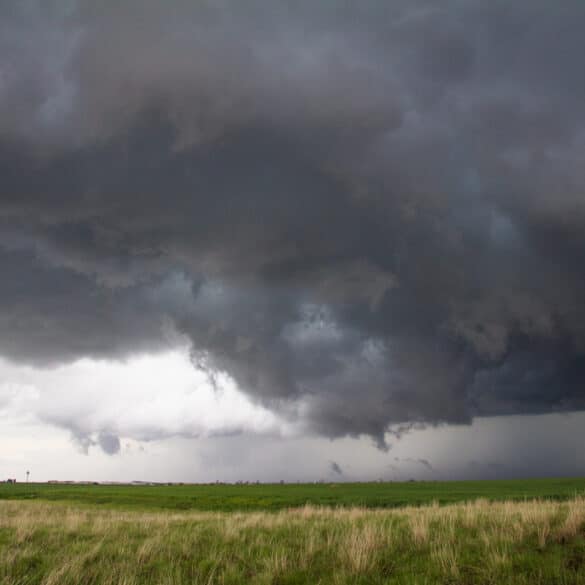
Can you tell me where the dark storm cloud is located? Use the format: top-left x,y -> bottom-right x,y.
0,249 -> 173,363
1,0 -> 585,447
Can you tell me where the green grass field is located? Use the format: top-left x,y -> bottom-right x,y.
2,477 -> 585,511
3,479 -> 585,584
2,497 -> 585,584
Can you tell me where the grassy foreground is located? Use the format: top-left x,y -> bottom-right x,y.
2,477 -> 585,511
2,498 -> 585,584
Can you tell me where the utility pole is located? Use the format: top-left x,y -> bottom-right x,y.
26,470 -> 30,484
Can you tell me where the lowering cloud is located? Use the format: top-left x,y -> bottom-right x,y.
330,461 -> 344,476
1,1 -> 585,450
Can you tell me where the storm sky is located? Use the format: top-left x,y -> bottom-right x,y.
1,0 -> 585,481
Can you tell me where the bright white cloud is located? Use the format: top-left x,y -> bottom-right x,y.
0,348 -> 289,453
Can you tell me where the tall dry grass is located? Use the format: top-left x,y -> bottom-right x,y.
1,497 -> 585,584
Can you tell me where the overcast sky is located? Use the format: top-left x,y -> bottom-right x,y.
1,0 -> 585,482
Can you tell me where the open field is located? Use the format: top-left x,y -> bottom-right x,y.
2,497 -> 585,584
3,479 -> 585,583
2,477 -> 585,512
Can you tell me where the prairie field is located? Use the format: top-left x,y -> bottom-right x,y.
2,493 -> 585,584
2,477 -> 585,512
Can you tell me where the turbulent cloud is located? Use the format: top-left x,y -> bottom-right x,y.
1,1 -> 585,448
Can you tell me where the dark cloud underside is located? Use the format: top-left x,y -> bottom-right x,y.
1,0 -> 585,447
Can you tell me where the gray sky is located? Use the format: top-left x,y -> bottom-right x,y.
1,0 -> 585,481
